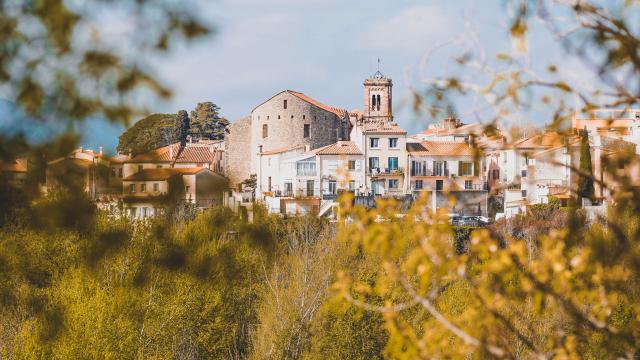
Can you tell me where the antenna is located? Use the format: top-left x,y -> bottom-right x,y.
377,58 -> 380,72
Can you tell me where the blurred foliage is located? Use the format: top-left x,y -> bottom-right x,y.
333,1 -> 640,358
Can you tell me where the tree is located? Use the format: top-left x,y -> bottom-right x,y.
117,113 -> 176,155
190,102 -> 230,141
577,130 -> 595,202
174,110 -> 190,147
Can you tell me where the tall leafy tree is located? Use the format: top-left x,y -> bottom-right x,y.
189,102 -> 230,141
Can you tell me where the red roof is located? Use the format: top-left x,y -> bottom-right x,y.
313,141 -> 362,155
407,141 -> 475,156
363,121 -> 407,134
128,143 -> 219,164
0,160 -> 27,173
287,91 -> 347,118
123,167 -> 208,181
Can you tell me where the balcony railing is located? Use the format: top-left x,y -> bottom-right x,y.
409,168 -> 450,177
367,167 -> 404,176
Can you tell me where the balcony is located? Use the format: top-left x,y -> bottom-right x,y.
367,167 -> 404,176
410,168 -> 450,177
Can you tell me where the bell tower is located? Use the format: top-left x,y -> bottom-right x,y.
363,59 -> 392,122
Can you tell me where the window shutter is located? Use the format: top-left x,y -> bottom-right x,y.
474,160 -> 480,176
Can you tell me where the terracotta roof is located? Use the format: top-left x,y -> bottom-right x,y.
513,132 -> 568,149
313,141 -> 362,155
0,160 -> 27,173
261,145 -> 305,156
363,121 -> 407,134
108,154 -> 130,164
128,143 -> 218,163
48,157 -> 94,168
407,141 -> 475,156
287,91 -> 347,118
123,167 -> 207,181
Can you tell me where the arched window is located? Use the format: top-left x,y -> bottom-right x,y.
376,94 -> 381,111
371,94 -> 376,110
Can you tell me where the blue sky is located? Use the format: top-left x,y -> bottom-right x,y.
3,0 -> 627,152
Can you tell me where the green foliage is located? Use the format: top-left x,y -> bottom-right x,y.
577,130 -> 595,201
190,102 -> 230,141
117,113 -> 176,155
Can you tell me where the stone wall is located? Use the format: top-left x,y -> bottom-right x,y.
249,91 -> 350,175
224,116 -> 252,188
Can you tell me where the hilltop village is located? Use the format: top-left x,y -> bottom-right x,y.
4,70 -> 640,221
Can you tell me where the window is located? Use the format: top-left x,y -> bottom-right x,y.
368,157 -> 379,171
492,169 -> 500,179
521,189 -> 527,198
153,183 -> 159,192
458,161 -> 473,176
371,94 -> 376,110
389,138 -> 398,148
348,160 -> 356,171
277,115 -> 280,119
521,169 -> 527,178
111,167 -> 116,177
284,182 -> 293,196
118,168 -> 123,178
284,99 -> 287,109
267,115 -> 269,120
156,165 -> 163,168
268,176 -> 272,192
306,180 -> 315,197
388,179 -> 398,189
415,180 -> 423,190
349,180 -> 356,191
370,138 -> 379,148
129,184 -> 135,193
328,180 -> 337,194
376,94 -> 381,111
304,124 -> 310,138
433,161 -> 444,176
138,165 -> 143,172
303,115 -> 306,120
465,180 -> 473,190
142,207 -> 148,218
388,157 -> 398,170
141,184 -> 146,192
263,124 -> 268,138
296,160 -> 316,176
291,115 -> 294,119
185,186 -> 190,193
435,180 -> 444,190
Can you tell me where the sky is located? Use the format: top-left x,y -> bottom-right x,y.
3,0 -> 626,152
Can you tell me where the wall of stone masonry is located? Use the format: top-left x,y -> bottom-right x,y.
224,116 -> 252,188
249,91 -> 351,175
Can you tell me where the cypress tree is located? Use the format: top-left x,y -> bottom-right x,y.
576,129 -> 595,202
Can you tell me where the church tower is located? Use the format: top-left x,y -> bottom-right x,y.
363,62 -> 392,122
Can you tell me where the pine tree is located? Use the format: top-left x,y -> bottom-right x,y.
576,129 -> 595,202
189,102 -> 230,141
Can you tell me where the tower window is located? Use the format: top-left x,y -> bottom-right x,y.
376,94 -> 381,111
263,124 -> 268,138
304,124 -> 310,138
278,115 -> 280,119
284,99 -> 287,109
303,115 -> 306,120
291,115 -> 294,119
371,94 -> 376,110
